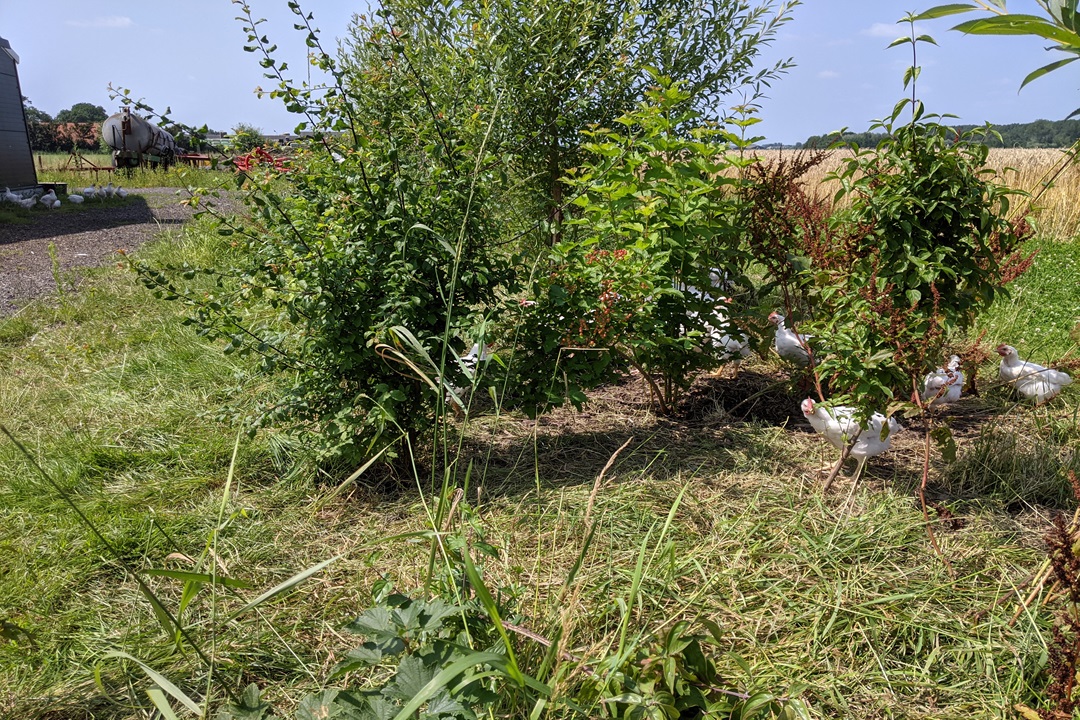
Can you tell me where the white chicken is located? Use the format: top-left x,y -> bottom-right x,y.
922,355 -> 963,406
769,312 -> 813,366
444,342 -> 493,415
83,185 -> 97,200
2,187 -> 19,204
459,342 -> 490,376
116,186 -> 128,199
801,398 -> 901,487
680,289 -> 752,374
39,190 -> 58,208
997,344 -> 1072,403
68,194 -> 84,204
103,182 -> 116,198
707,298 -> 752,362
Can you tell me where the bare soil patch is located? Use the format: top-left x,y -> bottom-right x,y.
0,188 -> 238,316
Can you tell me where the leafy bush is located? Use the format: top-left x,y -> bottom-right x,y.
230,123 -> 266,153
756,23 -> 1036,422
813,101 -> 1033,415
509,80 -> 756,414
131,0 -> 799,464
137,24 -> 515,465
353,0 -> 798,238
139,139 -> 511,466
264,586 -> 508,720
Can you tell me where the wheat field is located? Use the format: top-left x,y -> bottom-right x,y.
752,147 -> 1080,241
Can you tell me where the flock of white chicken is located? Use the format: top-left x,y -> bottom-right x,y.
682,272 -> 1073,486
798,343 -> 1071,487
1,182 -> 128,211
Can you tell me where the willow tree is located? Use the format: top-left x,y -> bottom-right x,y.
917,0 -> 1080,106
340,0 -> 799,240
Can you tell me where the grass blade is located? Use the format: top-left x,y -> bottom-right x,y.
461,548 -> 524,685
231,555 -> 343,618
103,650 -> 203,716
146,687 -> 182,720
142,569 -> 252,589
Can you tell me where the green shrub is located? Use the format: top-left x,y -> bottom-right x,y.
229,123 -> 266,153
136,49 -> 514,467
509,79 -> 756,415
794,23 -> 1034,419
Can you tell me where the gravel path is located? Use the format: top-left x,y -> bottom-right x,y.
0,188 -> 238,317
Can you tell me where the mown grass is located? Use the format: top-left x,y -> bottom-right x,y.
1,186 -> 1078,718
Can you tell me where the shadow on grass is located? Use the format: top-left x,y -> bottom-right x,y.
447,370 -> 808,500
0,195 -> 180,246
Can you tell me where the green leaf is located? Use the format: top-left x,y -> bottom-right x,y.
740,691 -> 778,718
145,687 -> 181,720
912,4 -> 978,21
395,597 -> 458,634
346,606 -> 398,640
424,690 -> 468,718
102,651 -> 203,717
930,425 -> 958,463
295,690 -> 342,720
384,655 -> 439,701
953,15 -> 1080,46
331,638 -> 407,676
1020,56 -> 1080,89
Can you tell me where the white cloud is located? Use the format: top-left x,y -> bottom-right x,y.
66,16 -> 134,29
862,21 -> 928,38
818,70 -> 840,79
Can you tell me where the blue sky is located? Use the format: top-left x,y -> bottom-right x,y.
3,1 -> 1078,145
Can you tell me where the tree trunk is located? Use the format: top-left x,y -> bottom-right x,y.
547,118 -> 563,245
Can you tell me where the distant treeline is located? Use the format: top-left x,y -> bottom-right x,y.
28,122 -> 101,153
802,118 -> 1080,149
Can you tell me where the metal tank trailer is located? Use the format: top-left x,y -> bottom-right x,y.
101,107 -> 180,169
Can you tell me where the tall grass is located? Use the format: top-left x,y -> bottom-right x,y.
32,152 -> 229,189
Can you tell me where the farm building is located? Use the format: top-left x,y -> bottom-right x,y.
0,36 -> 37,190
